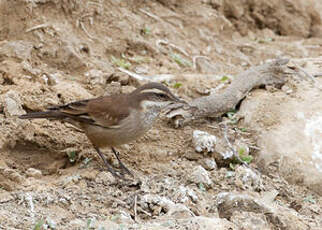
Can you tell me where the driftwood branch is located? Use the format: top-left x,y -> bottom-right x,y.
166,59 -> 292,127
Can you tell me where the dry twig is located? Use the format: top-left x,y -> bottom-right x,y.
134,195 -> 138,222
26,23 -> 51,33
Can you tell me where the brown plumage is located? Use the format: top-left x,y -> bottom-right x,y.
19,82 -> 184,178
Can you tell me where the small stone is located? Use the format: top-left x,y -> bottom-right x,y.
200,158 -> 217,171
118,74 -> 129,85
235,165 -> 262,190
187,188 -> 198,202
85,69 -> 106,85
0,192 -> 14,203
231,212 -> 270,230
177,216 -> 236,230
3,168 -> 24,183
48,73 -> 61,85
80,169 -> 98,180
216,192 -> 269,219
188,165 -> 212,187
0,40 -> 33,60
121,85 -> 136,94
147,129 -> 160,141
95,171 -> 115,185
192,130 -> 216,153
68,219 -> 85,228
113,211 -> 134,224
46,217 -> 57,229
281,85 -> 293,94
184,151 -> 203,161
3,90 -> 25,116
26,168 -> 42,178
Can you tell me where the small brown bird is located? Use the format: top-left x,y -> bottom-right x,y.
19,82 -> 185,178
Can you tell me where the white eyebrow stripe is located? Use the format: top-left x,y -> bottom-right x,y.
139,88 -> 166,94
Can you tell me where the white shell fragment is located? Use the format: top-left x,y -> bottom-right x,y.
192,130 -> 217,153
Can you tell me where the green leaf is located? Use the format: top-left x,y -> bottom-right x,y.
220,76 -> 229,82
171,53 -> 192,67
239,127 -> 247,132
33,220 -> 44,230
198,183 -> 206,191
238,147 -> 245,156
111,56 -> 131,69
142,27 -> 151,35
238,147 -> 253,164
173,82 -> 182,88
67,151 -> 77,163
240,155 -> 253,164
229,163 -> 236,171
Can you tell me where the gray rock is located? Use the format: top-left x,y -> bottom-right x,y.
234,165 -> 262,190
216,192 -> 271,219
141,194 -> 192,218
216,192 -> 308,230
95,171 -> 116,185
0,40 -> 33,61
200,158 -> 217,171
85,69 -> 107,85
239,79 -> 322,195
231,212 -> 270,230
3,90 -> 25,116
46,217 -> 57,229
67,219 -> 85,228
26,168 -> 42,179
0,192 -> 14,203
177,216 -> 236,230
188,165 -> 212,187
192,130 -> 217,153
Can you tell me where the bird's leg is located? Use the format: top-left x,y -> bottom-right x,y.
94,146 -> 123,179
111,147 -> 133,177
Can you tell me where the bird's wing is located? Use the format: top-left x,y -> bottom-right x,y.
85,95 -> 131,128
27,95 -> 131,129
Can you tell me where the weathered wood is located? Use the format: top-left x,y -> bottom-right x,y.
166,59 -> 291,126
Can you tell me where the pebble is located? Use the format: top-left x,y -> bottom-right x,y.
192,130 -> 216,153
26,168 -> 42,178
188,165 -> 212,187
200,158 -> 217,171
3,90 -> 25,116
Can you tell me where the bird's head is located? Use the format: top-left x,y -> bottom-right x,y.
133,82 -> 186,112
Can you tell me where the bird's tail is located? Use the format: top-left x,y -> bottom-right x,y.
19,111 -> 63,119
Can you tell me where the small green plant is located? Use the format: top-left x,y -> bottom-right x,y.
303,195 -> 316,204
226,110 -> 238,124
198,183 -> 206,191
171,53 -> 192,67
142,27 -> 151,35
86,218 -> 95,229
33,220 -> 44,230
67,151 -> 77,163
80,157 -> 92,169
220,75 -> 229,82
238,147 -> 253,164
111,56 -> 131,69
173,82 -> 182,89
229,163 -> 236,171
130,56 -> 151,64
239,127 -> 247,132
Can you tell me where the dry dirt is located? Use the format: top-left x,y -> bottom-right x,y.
0,0 -> 321,229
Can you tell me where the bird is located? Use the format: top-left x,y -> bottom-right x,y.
19,82 -> 186,179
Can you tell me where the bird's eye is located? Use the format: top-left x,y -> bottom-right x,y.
157,93 -> 167,100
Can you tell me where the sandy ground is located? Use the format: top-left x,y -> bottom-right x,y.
0,0 -> 321,229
